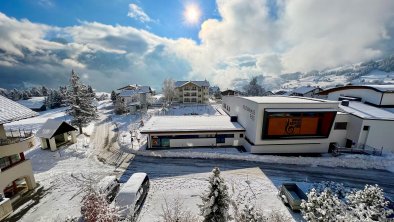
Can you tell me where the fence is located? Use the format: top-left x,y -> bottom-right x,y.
0,129 -> 33,146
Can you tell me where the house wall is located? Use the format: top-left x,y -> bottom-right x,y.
175,82 -> 209,103
147,132 -> 244,148
361,119 -> 394,152
0,160 -> 36,195
345,115 -> 364,145
222,96 -> 259,142
381,93 -> 394,106
327,89 -> 383,105
329,113 -> 349,147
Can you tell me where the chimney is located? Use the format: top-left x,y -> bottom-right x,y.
341,100 -> 349,106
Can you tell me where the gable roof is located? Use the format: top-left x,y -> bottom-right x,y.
118,86 -> 152,97
319,85 -> 394,95
36,119 -> 77,139
0,95 -> 38,124
175,80 -> 210,88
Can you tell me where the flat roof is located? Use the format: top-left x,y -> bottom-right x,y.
339,102 -> 394,120
140,115 -> 245,133
240,96 -> 337,104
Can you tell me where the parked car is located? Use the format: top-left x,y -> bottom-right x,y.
279,183 -> 308,211
96,176 -> 120,203
113,172 -> 150,221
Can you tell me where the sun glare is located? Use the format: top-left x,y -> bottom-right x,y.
184,3 -> 201,25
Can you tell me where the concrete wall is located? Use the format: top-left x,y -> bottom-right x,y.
148,132 -> 243,148
381,93 -> 394,106
0,160 -> 36,195
362,120 -> 394,152
329,113 -> 349,147
327,89 -> 383,105
345,115 -> 364,145
0,136 -> 35,158
222,96 -> 259,142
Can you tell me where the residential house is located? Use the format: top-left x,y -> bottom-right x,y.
174,80 -> 210,103
0,96 -> 38,220
115,85 -> 152,114
221,89 -> 240,96
289,86 -> 322,97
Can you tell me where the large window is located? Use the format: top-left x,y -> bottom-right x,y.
262,111 -> 336,139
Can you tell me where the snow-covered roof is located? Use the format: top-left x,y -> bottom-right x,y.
339,101 -> 394,120
16,97 -> 46,109
115,173 -> 147,210
291,86 -> 320,94
118,86 -> 151,97
140,115 -> 245,133
241,96 -> 337,104
175,80 -> 210,88
36,119 -> 77,139
320,84 -> 394,95
0,95 -> 38,124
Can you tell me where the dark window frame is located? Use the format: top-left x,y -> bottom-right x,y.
334,122 -> 348,130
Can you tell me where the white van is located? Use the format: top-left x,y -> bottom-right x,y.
113,172 -> 150,221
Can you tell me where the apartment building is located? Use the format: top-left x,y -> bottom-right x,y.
0,95 -> 38,220
174,80 -> 210,103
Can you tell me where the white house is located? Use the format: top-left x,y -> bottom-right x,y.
116,85 -> 152,114
16,97 -> 46,111
336,100 -> 394,152
0,96 -> 37,220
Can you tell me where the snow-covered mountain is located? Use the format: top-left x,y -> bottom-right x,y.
279,55 -> 394,91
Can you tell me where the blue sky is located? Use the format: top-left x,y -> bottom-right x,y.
0,0 -> 393,92
0,0 -> 220,42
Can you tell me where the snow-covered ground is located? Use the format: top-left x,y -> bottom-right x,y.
138,167 -> 295,222
4,101 -> 116,222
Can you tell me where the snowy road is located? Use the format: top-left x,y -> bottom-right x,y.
122,156 -> 394,199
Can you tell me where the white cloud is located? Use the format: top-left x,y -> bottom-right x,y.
1,0 -> 394,91
127,3 -> 153,23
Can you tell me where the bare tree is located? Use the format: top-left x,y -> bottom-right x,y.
159,197 -> 199,222
162,78 -> 175,105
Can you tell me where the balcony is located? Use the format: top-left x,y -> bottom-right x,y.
0,130 -> 35,158
0,159 -> 36,197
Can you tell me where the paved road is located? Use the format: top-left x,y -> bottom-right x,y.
121,156 -> 394,198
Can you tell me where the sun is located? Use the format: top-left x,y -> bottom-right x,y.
183,3 -> 201,25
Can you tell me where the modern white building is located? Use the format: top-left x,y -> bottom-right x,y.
335,100 -> 394,152
319,85 -> 394,108
222,96 -> 342,153
140,116 -> 245,148
0,96 -> 38,219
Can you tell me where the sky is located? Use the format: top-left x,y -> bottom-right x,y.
1,0 -> 394,92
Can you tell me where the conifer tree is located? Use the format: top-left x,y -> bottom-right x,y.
66,70 -> 97,134
199,167 -> 231,222
111,90 -> 116,103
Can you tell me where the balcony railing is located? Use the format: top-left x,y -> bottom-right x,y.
0,129 -> 33,146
